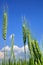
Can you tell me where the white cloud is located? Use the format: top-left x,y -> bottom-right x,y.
1,46 -> 10,52
0,52 -> 4,59
9,34 -> 12,39
0,45 -> 29,60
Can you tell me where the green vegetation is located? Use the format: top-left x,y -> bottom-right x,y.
0,10 -> 43,65
22,18 -> 27,62
2,11 -> 7,65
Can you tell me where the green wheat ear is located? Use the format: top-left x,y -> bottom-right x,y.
22,23 -> 26,45
2,12 -> 7,40
22,17 -> 27,62
10,34 -> 15,62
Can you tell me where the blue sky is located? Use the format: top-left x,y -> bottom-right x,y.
0,0 -> 43,49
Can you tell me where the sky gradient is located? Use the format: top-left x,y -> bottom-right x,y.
0,0 -> 43,49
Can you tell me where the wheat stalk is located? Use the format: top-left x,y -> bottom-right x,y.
2,11 -> 7,65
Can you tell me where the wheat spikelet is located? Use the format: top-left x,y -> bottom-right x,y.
2,12 -> 7,40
